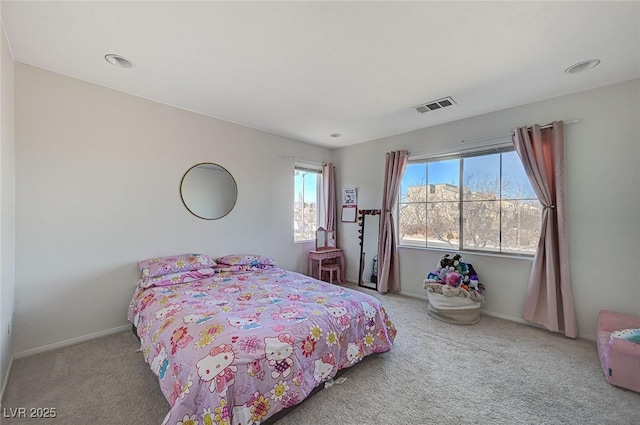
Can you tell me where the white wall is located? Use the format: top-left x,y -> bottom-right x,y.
335,79 -> 640,339
14,63 -> 332,355
0,18 -> 16,399
10,61 -> 640,358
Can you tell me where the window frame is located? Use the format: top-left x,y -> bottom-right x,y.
293,164 -> 323,243
398,146 -> 541,257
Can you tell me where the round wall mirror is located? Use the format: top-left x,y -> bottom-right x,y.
180,163 -> 238,220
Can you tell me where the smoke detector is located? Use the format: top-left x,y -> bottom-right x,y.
414,97 -> 456,113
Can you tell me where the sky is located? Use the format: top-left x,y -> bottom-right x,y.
294,169 -> 319,203
401,151 -> 537,200
294,151 -> 536,206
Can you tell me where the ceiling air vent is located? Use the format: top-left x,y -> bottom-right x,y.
414,97 -> 456,114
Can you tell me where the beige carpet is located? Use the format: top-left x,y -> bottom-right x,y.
2,287 -> 638,425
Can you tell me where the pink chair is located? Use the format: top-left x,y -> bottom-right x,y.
596,310 -> 640,393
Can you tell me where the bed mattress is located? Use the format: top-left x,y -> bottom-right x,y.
128,265 -> 397,425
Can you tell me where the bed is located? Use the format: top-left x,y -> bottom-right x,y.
127,253 -> 397,425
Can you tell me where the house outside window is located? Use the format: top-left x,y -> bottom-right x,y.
294,166 -> 322,242
398,149 -> 541,255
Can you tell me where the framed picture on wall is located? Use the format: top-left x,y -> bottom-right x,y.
342,188 -> 357,205
341,205 -> 357,222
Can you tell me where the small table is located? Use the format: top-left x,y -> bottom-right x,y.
308,249 -> 346,283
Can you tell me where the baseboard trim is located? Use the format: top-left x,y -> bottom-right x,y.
0,356 -> 13,407
480,309 -> 531,325
482,311 -> 595,341
398,290 -> 428,301
398,291 -> 527,321
324,284 -> 596,341
396,291 -> 596,340
578,332 -> 596,341
13,324 -> 131,360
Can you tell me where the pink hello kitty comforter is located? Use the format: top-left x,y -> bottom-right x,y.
127,266 -> 397,425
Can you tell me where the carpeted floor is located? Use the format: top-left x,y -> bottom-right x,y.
2,286 -> 638,425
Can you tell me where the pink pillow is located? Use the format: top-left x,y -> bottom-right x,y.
138,253 -> 216,278
139,268 -> 217,289
215,254 -> 276,267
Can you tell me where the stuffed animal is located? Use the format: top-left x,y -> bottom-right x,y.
443,271 -> 462,287
438,254 -> 453,270
440,285 -> 460,297
456,262 -> 469,276
426,252 -> 484,294
426,271 -> 440,282
468,276 -> 479,290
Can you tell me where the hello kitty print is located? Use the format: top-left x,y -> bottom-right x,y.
138,253 -> 217,279
128,265 -> 397,425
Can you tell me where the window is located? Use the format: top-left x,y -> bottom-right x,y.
398,149 -> 541,255
294,166 -> 322,242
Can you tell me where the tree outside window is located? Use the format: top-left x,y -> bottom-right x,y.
398,150 -> 541,255
294,167 -> 322,241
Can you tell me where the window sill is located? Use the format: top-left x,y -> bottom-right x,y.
398,245 -> 534,261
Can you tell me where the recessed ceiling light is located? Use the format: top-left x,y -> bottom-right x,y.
105,54 -> 134,69
565,59 -> 600,74
330,133 -> 342,138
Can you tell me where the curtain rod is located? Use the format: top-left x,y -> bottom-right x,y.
277,154 -> 326,167
460,119 -> 579,145
409,119 -> 579,159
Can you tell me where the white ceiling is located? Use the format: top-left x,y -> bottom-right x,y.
2,1 -> 639,148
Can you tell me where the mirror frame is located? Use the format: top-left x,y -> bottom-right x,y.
357,209 -> 381,289
179,162 -> 238,220
316,227 -> 336,251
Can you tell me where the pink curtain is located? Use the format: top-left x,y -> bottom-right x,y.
512,121 -> 577,338
322,162 -> 336,234
378,151 -> 408,293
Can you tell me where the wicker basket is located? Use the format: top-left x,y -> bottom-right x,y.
424,281 -> 483,325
